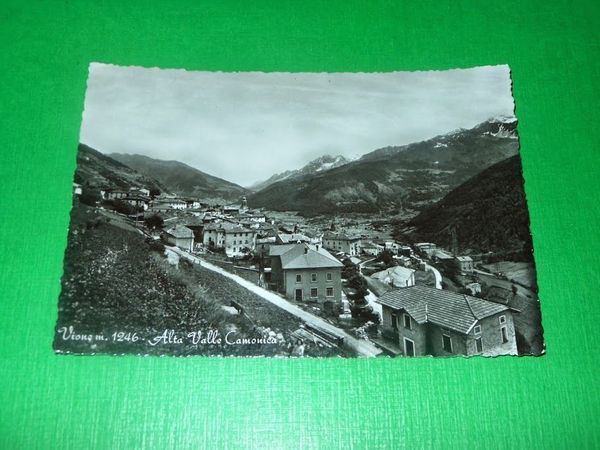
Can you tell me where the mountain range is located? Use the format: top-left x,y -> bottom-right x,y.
249,154 -> 350,191
76,116 -> 521,218
247,116 -> 520,215
396,154 -> 534,260
109,153 -> 248,202
75,144 -> 165,192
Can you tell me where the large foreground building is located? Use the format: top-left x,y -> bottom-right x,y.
269,243 -> 343,312
377,285 -> 518,357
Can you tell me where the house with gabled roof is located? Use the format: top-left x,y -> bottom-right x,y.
276,233 -> 311,245
455,255 -> 474,273
376,285 -> 518,357
371,266 -> 416,288
202,221 -> 257,257
269,243 -> 344,311
163,225 -> 194,252
322,231 -> 362,256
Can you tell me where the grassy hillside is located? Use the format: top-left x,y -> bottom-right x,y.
110,153 -> 247,201
248,117 -> 520,215
396,155 -> 535,261
75,144 -> 164,192
56,203 -> 341,356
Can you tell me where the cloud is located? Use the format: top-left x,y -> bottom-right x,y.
80,64 -> 515,187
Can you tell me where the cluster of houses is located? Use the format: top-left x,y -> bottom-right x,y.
414,242 -> 474,274
101,186 -> 518,358
100,187 -> 215,213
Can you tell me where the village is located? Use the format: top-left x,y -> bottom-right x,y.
80,183 -> 541,357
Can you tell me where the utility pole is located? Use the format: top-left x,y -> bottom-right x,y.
451,224 -> 458,256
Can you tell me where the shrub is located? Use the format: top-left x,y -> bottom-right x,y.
144,214 -> 164,230
79,188 -> 101,206
148,240 -> 165,254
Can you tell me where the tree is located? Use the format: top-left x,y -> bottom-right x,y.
375,250 -> 395,268
149,188 -> 161,198
341,258 -> 356,280
145,214 -> 164,230
113,200 -> 139,215
348,274 -> 368,298
79,188 -> 101,206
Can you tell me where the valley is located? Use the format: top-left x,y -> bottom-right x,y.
63,114 -> 543,357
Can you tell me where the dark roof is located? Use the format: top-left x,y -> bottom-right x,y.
165,225 -> 194,239
362,241 -> 384,249
323,231 -> 361,241
433,249 -> 454,260
277,233 -> 311,243
203,222 -> 252,233
376,285 -> 509,334
270,243 -> 343,270
269,244 -> 298,256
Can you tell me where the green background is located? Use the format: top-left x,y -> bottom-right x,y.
1,1 -> 599,448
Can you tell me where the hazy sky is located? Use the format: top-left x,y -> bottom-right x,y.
81,63 -> 515,187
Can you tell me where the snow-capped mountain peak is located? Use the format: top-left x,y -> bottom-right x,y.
249,154 -> 350,191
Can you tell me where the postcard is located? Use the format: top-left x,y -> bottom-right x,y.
55,64 -> 544,357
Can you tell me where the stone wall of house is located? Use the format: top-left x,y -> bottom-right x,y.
380,306 -> 427,355
323,239 -> 361,256
283,268 -> 342,304
465,312 -> 518,356
224,231 -> 256,256
165,235 -> 194,252
202,229 -> 223,248
397,317 -> 427,356
269,257 -> 283,290
428,326 -> 468,356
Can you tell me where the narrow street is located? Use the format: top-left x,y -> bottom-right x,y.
171,247 -> 383,357
423,262 -> 443,289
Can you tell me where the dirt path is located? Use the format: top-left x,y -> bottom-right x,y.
172,248 -> 383,357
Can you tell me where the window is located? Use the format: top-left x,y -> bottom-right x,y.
474,325 -> 481,335
442,334 -> 453,353
311,273 -> 317,282
391,314 -> 398,330
476,337 -> 483,353
233,240 -> 237,245
310,288 -> 318,298
499,315 -> 506,324
326,272 -> 332,281
403,314 -> 412,330
245,240 -> 248,244
501,326 -> 508,344
233,247 -> 237,252
326,287 -> 334,297
296,274 -> 302,283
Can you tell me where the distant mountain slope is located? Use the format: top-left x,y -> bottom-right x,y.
250,154 -> 350,191
398,155 -> 534,261
75,144 -> 164,191
110,153 -> 248,201
248,117 -> 520,215
360,116 -> 518,162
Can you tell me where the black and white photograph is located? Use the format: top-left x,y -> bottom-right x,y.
55,63 -> 544,357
